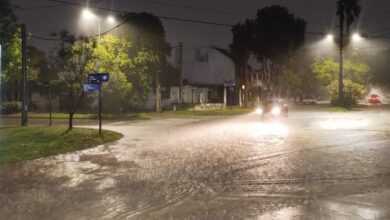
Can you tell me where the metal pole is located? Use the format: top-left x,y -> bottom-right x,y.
99,83 -> 102,134
178,42 -> 183,105
48,85 -> 52,126
98,18 -> 101,43
21,24 -> 28,126
0,45 -> 2,112
339,12 -> 344,106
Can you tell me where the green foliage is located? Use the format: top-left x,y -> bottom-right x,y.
86,34 -> 134,113
311,58 -> 339,85
328,79 -> 367,108
311,57 -> 370,92
0,101 -> 21,115
2,30 -> 45,85
0,0 -> 17,42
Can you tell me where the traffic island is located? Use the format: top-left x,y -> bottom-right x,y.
0,126 -> 123,165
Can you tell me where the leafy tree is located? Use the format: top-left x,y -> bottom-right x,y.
336,0 -> 361,106
53,31 -> 96,130
119,12 -> 170,112
252,5 -> 306,97
328,79 -> 366,108
86,34 -> 134,114
2,29 -> 43,101
0,0 -> 17,43
312,56 -> 370,106
312,57 -> 370,85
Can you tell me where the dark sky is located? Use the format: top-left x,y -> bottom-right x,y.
12,0 -> 390,53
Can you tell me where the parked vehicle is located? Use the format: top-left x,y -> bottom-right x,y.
368,94 -> 382,104
302,96 -> 317,105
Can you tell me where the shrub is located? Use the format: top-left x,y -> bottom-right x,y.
1,102 -> 22,115
328,80 -> 367,109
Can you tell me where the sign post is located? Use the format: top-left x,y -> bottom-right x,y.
84,73 -> 109,134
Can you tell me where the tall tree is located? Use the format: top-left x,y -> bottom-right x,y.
336,0 -> 361,106
86,34 -> 134,114
252,5 -> 306,97
119,12 -> 170,112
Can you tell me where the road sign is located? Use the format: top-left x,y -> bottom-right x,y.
88,73 -> 110,84
224,82 -> 236,88
83,83 -> 100,92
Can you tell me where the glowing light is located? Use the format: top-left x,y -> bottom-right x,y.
352,33 -> 362,42
82,8 -> 95,20
107,15 -> 115,23
271,107 -> 281,116
255,108 -> 263,115
326,34 -> 334,42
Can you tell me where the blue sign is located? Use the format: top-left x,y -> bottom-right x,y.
83,83 -> 100,92
224,82 -> 236,88
88,73 -> 110,84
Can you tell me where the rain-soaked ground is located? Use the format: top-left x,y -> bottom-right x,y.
1,106 -> 390,219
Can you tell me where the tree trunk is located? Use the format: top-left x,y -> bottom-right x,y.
155,71 -> 162,113
68,112 -> 73,130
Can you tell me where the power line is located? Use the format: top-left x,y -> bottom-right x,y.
47,0 -> 234,27
135,0 -> 251,17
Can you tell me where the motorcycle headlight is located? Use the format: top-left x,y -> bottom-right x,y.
271,107 -> 281,115
255,108 -> 263,115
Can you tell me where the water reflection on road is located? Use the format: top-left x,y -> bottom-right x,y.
1,112 -> 390,219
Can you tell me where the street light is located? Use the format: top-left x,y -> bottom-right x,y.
82,8 -> 95,20
352,33 -> 362,42
107,15 -> 115,24
81,9 -> 116,42
326,34 -> 334,42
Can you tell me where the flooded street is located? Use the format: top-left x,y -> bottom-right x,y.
1,109 -> 390,219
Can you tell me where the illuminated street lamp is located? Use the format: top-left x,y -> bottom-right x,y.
81,8 -> 116,42
326,34 -> 334,42
107,15 -> 115,24
82,8 -> 95,20
352,33 -> 362,42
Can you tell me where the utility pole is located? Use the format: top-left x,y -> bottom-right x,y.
338,7 -> 344,106
178,42 -> 183,106
21,24 -> 28,126
99,83 -> 102,134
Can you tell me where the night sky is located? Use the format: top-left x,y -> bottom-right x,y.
12,0 -> 390,53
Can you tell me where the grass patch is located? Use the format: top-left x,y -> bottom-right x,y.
159,107 -> 253,116
1,112 -> 151,120
330,107 -> 349,112
0,126 -> 123,165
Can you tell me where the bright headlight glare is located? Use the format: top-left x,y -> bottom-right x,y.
255,108 -> 263,115
271,107 -> 281,115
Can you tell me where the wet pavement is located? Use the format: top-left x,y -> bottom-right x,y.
1,107 -> 390,219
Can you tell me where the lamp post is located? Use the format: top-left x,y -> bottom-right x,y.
325,32 -> 362,106
82,8 -> 115,42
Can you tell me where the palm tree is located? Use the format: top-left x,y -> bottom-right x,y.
336,0 -> 361,106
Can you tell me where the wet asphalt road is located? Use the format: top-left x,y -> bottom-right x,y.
1,107 -> 390,219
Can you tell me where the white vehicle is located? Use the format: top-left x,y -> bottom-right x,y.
302,96 -> 317,105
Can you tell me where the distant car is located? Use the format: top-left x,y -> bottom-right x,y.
255,99 -> 288,118
302,96 -> 317,105
368,94 -> 382,104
